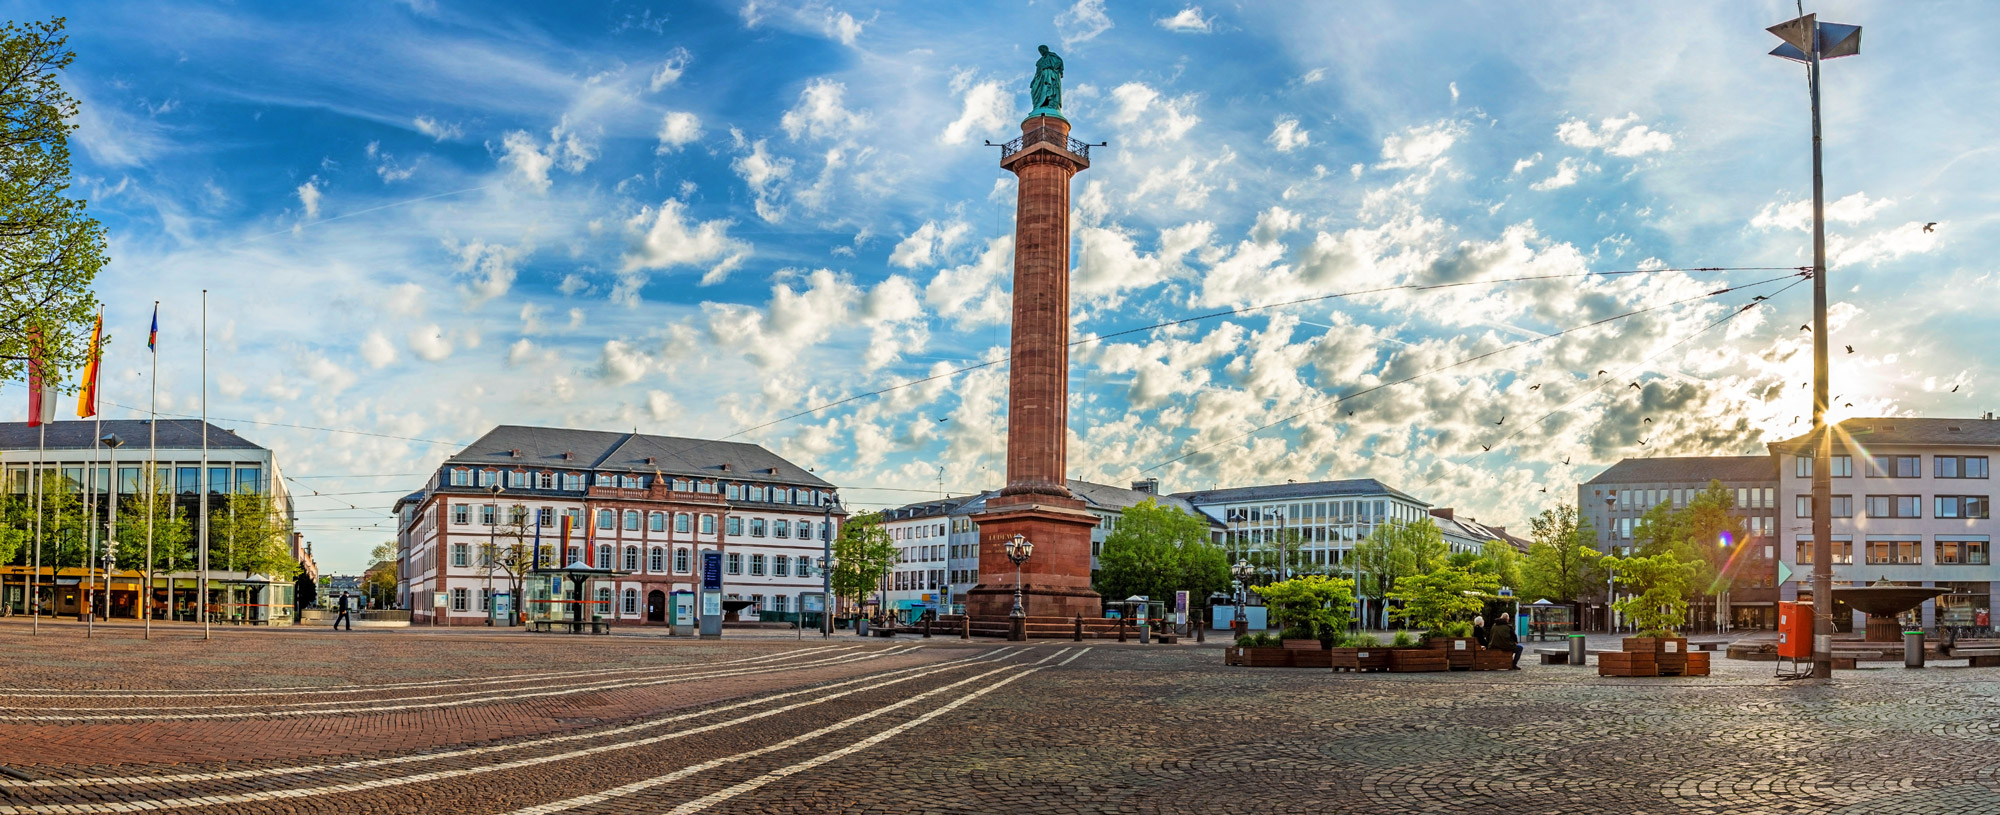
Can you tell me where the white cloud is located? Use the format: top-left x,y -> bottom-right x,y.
1156,7 -> 1212,32
655,111 -> 703,153
741,1 -> 866,45
1268,117 -> 1309,152
496,117 -> 598,192
941,74 -> 1011,146
304,354 -> 356,394
1449,81 -> 1460,103
1376,120 -> 1465,169
296,176 -> 322,218
780,78 -> 856,141
888,219 -> 971,269
1556,114 -> 1674,157
413,115 -> 462,142
507,338 -> 538,367
360,331 -> 397,369
449,240 -> 528,305
408,324 -> 453,361
621,198 -> 751,283
599,340 -> 652,384
1299,68 -> 1325,85
1751,192 -> 1896,233
924,236 -> 1012,328
730,133 -> 794,222
217,372 -> 245,399
1530,156 -> 1596,191
1511,152 -> 1542,175
649,47 -> 693,91
1057,0 -> 1114,47
1108,82 -> 1199,145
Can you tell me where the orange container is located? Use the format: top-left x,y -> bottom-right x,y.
1778,600 -> 1812,659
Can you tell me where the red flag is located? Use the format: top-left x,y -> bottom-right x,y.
76,310 -> 104,419
27,329 -> 56,426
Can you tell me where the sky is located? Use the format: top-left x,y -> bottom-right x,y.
23,0 -> 1998,573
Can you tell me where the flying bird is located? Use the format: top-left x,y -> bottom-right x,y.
1528,384 -> 1541,391
1480,444 -> 1492,452
1562,456 -> 1571,466
1598,370 -> 1608,376
1752,295 -> 1768,302
1924,222 -> 1937,233
1952,385 -> 1961,393
1629,382 -> 1642,390
1644,417 -> 1653,424
1539,487 -> 1547,493
1495,415 -> 1506,426
1800,325 -> 1812,332
1638,438 -> 1650,446
1347,410 -> 1354,416
1845,345 -> 1854,354
1844,402 -> 1853,408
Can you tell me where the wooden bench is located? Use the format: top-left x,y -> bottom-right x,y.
1535,648 -> 1570,665
1954,648 -> 2000,667
1692,642 -> 1723,652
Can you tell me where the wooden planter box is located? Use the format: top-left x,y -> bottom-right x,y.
1291,650 -> 1334,668
1474,649 -> 1514,671
1327,648 -> 1391,672
1225,646 -> 1245,666
1225,647 -> 1295,668
1599,651 -> 1658,677
1388,648 -> 1448,672
1621,636 -> 1657,653
1282,639 -> 1322,651
1431,637 -> 1480,670
1657,637 -> 1689,655
1685,651 -> 1711,677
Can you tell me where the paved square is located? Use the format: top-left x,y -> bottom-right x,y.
2,622 -> 1997,814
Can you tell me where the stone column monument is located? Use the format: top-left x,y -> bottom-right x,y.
964,46 -> 1104,624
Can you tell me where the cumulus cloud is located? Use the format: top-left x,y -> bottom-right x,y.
1511,152 -> 1542,175
304,354 -> 356,395
360,331 -> 397,369
741,1 -> 866,45
449,240 -> 528,305
1108,82 -> 1200,145
1376,120 -> 1465,170
941,73 -> 1011,145
1156,6 -> 1212,32
730,129 -> 794,222
599,340 -> 653,384
1556,114 -> 1674,157
296,176 -> 322,218
1751,192 -> 1896,233
1530,156 -> 1596,191
621,198 -> 751,286
496,117 -> 598,192
413,115 -> 461,142
655,111 -> 702,153
1057,0 -> 1113,47
650,47 -> 692,91
1268,116 -> 1309,152
925,236 -> 1012,328
889,219 -> 971,269
780,78 -> 855,141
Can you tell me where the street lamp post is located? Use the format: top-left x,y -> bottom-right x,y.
1005,533 -> 1033,641
485,484 -> 502,625
1604,492 -> 1618,632
820,500 -> 834,637
1231,559 -> 1253,639
1769,9 -> 1860,682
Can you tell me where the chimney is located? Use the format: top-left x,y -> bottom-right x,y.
563,451 -> 574,461
510,449 -> 522,458
1430,507 -> 1454,521
1131,478 -> 1159,495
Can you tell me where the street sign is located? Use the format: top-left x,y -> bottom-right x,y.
802,592 -> 826,613
701,551 -> 723,591
1776,561 -> 1794,584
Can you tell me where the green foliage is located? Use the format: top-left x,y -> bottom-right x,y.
1252,574 -> 1355,643
1443,620 -> 1474,638
1094,498 -> 1229,602
1386,566 -> 1501,633
210,492 -> 296,578
112,479 -> 191,573
1607,551 -> 1699,633
832,511 -> 897,611
1521,504 -> 1606,604
1353,518 -> 1450,625
1632,481 -> 1745,597
1477,540 -> 1523,589
0,18 -> 109,384
1353,633 -> 1381,648
1391,630 -> 1416,647
1235,632 -> 1281,648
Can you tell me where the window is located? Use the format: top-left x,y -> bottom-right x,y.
537,507 -> 555,527
727,517 -> 743,536
620,510 -> 637,531
1937,538 -> 1991,565
596,544 -> 613,569
797,555 -> 812,577
1796,495 -> 1812,518
1830,456 -> 1852,478
1936,496 -> 1991,519
452,543 -> 469,567
623,475 -> 642,489
1830,495 -> 1853,518
649,547 -> 665,571
450,468 -> 470,486
452,504 -> 470,525
1864,540 -> 1921,565
1865,495 -> 1922,519
751,518 -> 767,537
596,587 -> 611,614
649,512 -> 666,532
750,554 -> 767,576
537,472 -> 555,489
597,509 -> 615,529
701,514 -> 716,534
477,470 -> 496,487
1938,456 -> 1991,479
480,505 -> 497,525
775,520 -> 790,539
775,594 -> 789,613
751,486 -> 768,502
1795,456 -> 1813,478
562,473 -> 583,491
774,555 -> 790,577
507,470 -> 527,488
675,513 -> 692,534
675,548 -> 691,573
1797,538 -> 1853,565
451,587 -> 468,612
726,552 -> 742,575
1868,455 -> 1921,478
727,484 -> 741,500
623,588 -> 638,616
624,546 -> 640,571
510,505 -> 528,526
566,545 -> 581,564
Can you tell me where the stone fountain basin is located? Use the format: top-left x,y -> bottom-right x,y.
1831,585 -> 1952,617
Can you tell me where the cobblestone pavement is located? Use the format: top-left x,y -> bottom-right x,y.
4,620 -> 2000,814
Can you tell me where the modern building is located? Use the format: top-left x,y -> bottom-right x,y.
1428,508 -> 1532,554
1578,455 -> 1782,629
394,425 -> 843,627
1170,479 -> 1446,575
1771,417 -> 1997,631
876,479 -> 1219,620
0,418 -> 298,623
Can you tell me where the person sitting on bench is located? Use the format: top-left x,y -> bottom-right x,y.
1491,612 -> 1523,669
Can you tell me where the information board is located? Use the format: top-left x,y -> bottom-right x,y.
701,551 -> 723,591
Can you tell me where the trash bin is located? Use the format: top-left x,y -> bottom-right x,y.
855,617 -> 868,637
1568,633 -> 1587,666
1905,630 -> 1925,669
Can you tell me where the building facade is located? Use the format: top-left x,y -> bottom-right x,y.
1171,479 -> 1443,576
1771,417 -> 1997,631
0,418 -> 298,623
395,425 -> 843,627
1578,455 -> 1782,630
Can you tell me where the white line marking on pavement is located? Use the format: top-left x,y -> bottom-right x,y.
504,652 -> 1059,815
1058,647 -> 1090,666
0,647 -> 1023,812
0,646 -> 894,722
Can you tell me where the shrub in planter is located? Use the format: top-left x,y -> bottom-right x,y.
1353,633 -> 1382,648
1391,630 -> 1417,648
1254,576 -> 1356,648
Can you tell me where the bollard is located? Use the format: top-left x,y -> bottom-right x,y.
1905,630 -> 1925,669
1009,616 -> 1025,642
922,617 -> 931,639
1074,614 -> 1082,642
1195,610 -> 1205,643
1568,633 -> 1586,667
1118,617 -> 1128,643
961,616 -> 971,640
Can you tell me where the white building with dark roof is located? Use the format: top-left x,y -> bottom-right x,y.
1171,478 -> 1441,575
395,425 -> 843,627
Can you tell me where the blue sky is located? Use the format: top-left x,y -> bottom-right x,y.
32,0 -> 1996,572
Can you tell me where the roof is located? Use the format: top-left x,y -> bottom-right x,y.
1583,455 -> 1775,486
0,419 -> 266,452
441,425 -> 831,488
892,479 -> 1221,528
1769,417 -> 2000,452
1168,478 -> 1427,507
1433,512 -> 1531,553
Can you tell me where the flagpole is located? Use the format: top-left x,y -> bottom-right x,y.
87,409 -> 100,638
146,300 -> 158,640
200,290 -> 210,641
31,421 -> 43,635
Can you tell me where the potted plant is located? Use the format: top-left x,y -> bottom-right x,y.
1252,576 -> 1356,668
1387,567 -> 1498,668
1227,632 -> 1293,667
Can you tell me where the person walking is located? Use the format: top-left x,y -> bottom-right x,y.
1491,612 -> 1522,669
334,591 -> 354,631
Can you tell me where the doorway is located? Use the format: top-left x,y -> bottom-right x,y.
647,590 -> 666,623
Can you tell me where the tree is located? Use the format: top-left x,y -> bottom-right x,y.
831,511 -> 896,616
362,543 -> 399,608
1094,498 -> 1228,604
1606,551 -> 1698,635
210,492 -> 296,578
1633,481 -> 1745,605
1520,504 -> 1606,606
0,18 -> 109,382
1387,566 -> 1500,634
1253,575 -> 1355,644
1241,527 -> 1314,580
1353,518 -> 1449,627
113,480 -> 191,574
